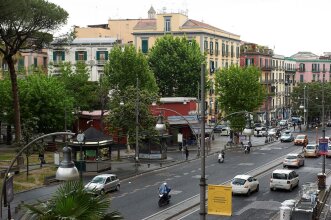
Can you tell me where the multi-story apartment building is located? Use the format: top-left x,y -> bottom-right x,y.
240,43 -> 273,124
284,57 -> 296,118
271,54 -> 286,120
48,38 -> 117,81
291,51 -> 331,83
132,11 -> 241,124
73,7 -> 241,124
1,49 -> 48,77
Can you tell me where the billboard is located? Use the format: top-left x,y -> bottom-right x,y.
319,138 -> 329,155
208,184 -> 232,216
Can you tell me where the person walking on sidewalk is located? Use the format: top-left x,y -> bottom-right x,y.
185,147 -> 189,160
293,122 -> 296,131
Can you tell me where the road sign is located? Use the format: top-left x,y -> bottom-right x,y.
319,138 -> 328,155
208,184 -> 232,216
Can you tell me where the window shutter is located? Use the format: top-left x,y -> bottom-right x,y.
61,51 -> 65,60
96,51 -> 100,60
142,40 -> 148,53
84,51 -> 87,60
105,51 -> 109,60
53,52 -> 56,61
75,51 -> 78,60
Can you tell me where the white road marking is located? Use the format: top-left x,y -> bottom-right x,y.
183,172 -> 189,175
238,163 -> 254,166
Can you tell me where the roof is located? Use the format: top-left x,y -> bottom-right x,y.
181,19 -> 240,37
291,51 -> 319,60
83,127 -> 112,142
160,97 -> 197,103
167,115 -> 199,125
133,19 -> 156,30
52,37 -> 117,46
233,175 -> 252,180
272,169 -> 294,174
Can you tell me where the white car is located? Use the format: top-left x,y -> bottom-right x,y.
231,175 -> 259,196
84,174 -> 120,194
254,127 -> 267,137
270,169 -> 299,191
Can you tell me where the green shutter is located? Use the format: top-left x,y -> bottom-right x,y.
61,51 -> 65,61
53,52 -> 56,61
96,51 -> 100,60
105,51 -> 108,60
84,51 -> 87,60
75,51 -> 78,60
34,57 -> 37,67
142,40 -> 148,53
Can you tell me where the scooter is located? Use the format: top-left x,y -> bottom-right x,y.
158,193 -> 171,207
218,152 -> 224,163
244,145 -> 250,154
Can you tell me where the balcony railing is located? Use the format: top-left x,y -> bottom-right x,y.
96,60 -> 106,65
261,66 -> 272,71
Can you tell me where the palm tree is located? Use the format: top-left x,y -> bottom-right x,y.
22,181 -> 122,220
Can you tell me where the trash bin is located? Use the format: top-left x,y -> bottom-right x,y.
280,206 -> 291,220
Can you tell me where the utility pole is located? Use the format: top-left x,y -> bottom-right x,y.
135,77 -> 139,164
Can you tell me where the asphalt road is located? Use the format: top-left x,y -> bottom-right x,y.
109,129 -> 330,220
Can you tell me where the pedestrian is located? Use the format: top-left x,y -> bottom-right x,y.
299,124 -> 302,132
185,147 -> 189,160
39,151 -> 46,168
293,122 -> 296,131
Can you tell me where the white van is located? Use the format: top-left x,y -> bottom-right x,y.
270,169 -> 299,191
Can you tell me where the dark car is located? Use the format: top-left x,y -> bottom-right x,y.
213,125 -> 225,133
327,120 -> 331,127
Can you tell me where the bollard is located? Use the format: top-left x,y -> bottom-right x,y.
160,163 -> 162,167
280,205 -> 291,220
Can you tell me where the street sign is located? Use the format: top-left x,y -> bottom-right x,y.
319,138 -> 328,155
208,184 -> 232,216
178,133 -> 183,143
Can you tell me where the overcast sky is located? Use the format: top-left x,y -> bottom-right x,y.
48,0 -> 330,57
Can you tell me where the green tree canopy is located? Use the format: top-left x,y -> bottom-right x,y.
104,44 -> 158,152
215,65 -> 266,131
148,35 -> 205,97
0,0 -> 68,140
0,73 -> 74,134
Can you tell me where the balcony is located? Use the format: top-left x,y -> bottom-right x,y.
96,60 -> 107,66
210,49 -> 214,55
312,70 -> 320,73
298,68 -> 305,72
52,60 -> 64,66
261,66 -> 272,71
285,68 -> 296,73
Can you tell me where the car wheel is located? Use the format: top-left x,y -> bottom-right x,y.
256,185 -> 259,192
246,189 -> 251,196
116,184 -> 120,191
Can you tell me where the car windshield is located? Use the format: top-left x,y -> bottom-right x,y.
306,145 -> 315,150
91,176 -> 105,184
282,133 -> 290,137
296,135 -> 305,140
232,178 -> 246,185
328,145 -> 331,150
286,155 -> 297,159
273,173 -> 288,180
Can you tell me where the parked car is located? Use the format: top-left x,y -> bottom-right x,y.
254,127 -> 267,137
231,175 -> 259,196
283,153 -> 305,168
267,128 -> 277,137
84,174 -> 120,195
280,132 -> 294,142
294,134 -> 308,146
304,144 -> 320,157
213,125 -> 225,133
270,169 -> 299,191
327,120 -> 331,127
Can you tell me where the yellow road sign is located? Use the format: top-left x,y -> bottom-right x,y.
208,184 -> 232,216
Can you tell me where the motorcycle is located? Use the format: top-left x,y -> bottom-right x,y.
218,152 -> 224,163
243,141 -> 251,154
158,193 -> 171,207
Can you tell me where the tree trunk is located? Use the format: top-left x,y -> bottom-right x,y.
126,134 -> 131,152
6,56 -> 21,142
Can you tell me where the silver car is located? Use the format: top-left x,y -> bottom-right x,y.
84,174 -> 120,194
283,153 -> 305,168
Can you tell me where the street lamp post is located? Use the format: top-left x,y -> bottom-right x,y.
318,76 -> 326,189
135,77 -> 139,164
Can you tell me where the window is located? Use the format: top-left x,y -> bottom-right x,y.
312,74 -> 316,81
323,64 -> 326,72
236,46 -> 239,58
210,60 -> 215,74
164,17 -> 171,32
300,74 -> 304,82
142,39 -> 148,53
222,43 -> 225,56
204,40 -> 208,51
299,63 -> 305,72
312,63 -> 320,72
260,58 -> 262,67
34,57 -> 38,68
75,51 -> 87,61
230,45 -> 234,57
210,41 -> 213,55
225,44 -> 229,56
18,58 -> 24,70
96,51 -> 108,64
245,58 -> 254,66
43,57 -> 47,68
215,42 -> 219,55
53,51 -> 65,63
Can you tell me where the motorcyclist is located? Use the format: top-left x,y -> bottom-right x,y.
159,182 -> 171,199
246,141 -> 252,153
